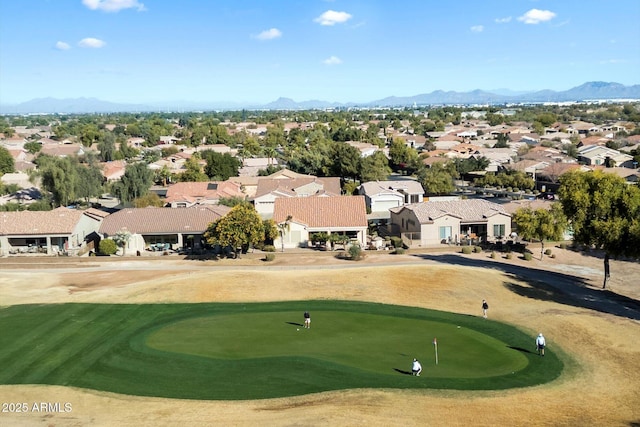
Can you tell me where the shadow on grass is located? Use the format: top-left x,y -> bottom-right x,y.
393,368 -> 413,376
413,253 -> 640,321
286,322 -> 304,327
507,345 -> 535,355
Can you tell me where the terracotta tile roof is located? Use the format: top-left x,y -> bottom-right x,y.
99,206 -> 230,235
273,196 -> 367,228
390,199 -> 510,224
254,177 -> 341,198
0,207 -> 85,235
164,181 -> 244,204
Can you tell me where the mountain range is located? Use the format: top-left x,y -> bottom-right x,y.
1,81 -> 639,114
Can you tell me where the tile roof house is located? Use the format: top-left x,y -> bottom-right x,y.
101,160 -> 127,182
0,207 -> 104,256
239,157 -> 279,177
253,176 -> 342,218
358,180 -> 425,221
40,143 -> 85,158
272,196 -> 368,249
164,181 -> 245,208
577,145 -> 634,168
99,205 -> 230,255
389,199 -> 511,247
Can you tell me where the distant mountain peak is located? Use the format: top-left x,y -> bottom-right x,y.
1,82 -> 638,114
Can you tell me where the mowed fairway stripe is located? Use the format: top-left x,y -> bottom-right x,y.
2,305 -> 114,383
42,305 -> 156,385
0,304 -> 91,368
0,304 -> 95,382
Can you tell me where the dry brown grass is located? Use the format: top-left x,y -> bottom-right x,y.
0,248 -> 639,426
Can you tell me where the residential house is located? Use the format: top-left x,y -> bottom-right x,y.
358,180 -> 425,221
600,166 -> 640,184
577,145 -> 634,168
345,141 -> 380,157
0,207 -> 104,256
99,205 -> 230,255
273,196 -> 368,249
239,157 -> 279,177
389,199 -> 512,247
253,176 -> 341,218
40,143 -> 85,158
101,160 -> 127,182
164,181 -> 245,208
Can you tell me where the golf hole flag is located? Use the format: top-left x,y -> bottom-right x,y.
433,337 -> 438,365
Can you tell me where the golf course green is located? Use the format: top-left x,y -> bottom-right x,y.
0,301 -> 563,399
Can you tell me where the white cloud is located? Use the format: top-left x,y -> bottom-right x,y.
78,38 -> 106,48
495,16 -> 512,24
518,9 -> 556,24
470,25 -> 484,33
323,56 -> 342,65
82,0 -> 145,12
55,41 -> 71,50
314,10 -> 352,26
255,28 -> 282,40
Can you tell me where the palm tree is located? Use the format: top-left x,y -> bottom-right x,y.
277,215 -> 292,252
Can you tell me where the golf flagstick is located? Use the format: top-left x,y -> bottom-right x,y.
433,337 -> 438,365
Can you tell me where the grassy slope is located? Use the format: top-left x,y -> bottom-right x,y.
0,301 -> 563,400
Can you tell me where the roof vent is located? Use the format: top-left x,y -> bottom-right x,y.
207,183 -> 218,190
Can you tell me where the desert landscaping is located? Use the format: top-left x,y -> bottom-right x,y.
0,247 -> 639,426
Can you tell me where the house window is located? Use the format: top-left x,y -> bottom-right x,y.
493,224 -> 505,238
410,194 -> 420,203
439,226 -> 452,240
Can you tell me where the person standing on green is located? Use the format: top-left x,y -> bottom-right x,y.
304,311 -> 311,329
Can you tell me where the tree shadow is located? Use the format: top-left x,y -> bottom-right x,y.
393,368 -> 413,376
413,253 -> 640,321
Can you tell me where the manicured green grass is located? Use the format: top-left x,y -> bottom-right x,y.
0,301 -> 563,399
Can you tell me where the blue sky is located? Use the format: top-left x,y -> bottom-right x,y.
1,0 -> 639,105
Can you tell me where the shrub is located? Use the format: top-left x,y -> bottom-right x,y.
523,252 -> 533,261
262,245 -> 276,252
393,248 -> 405,255
559,243 -> 568,250
544,249 -> 552,256
505,253 -> 512,260
490,251 -> 496,259
461,246 -> 473,254
389,236 -> 403,248
99,239 -> 117,255
550,254 -> 556,259
348,245 -> 363,261
474,246 -> 482,253
264,253 -> 276,262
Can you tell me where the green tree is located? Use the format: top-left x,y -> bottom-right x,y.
331,143 -> 361,182
276,215 -> 292,252
112,230 -> 132,256
204,204 -> 265,258
417,163 -> 456,195
359,151 -> 391,182
133,192 -> 164,207
558,170 -> 640,288
24,141 -> 42,155
201,150 -> 241,180
0,146 -> 15,175
37,156 -> 79,206
76,164 -> 105,203
512,203 -> 567,260
388,138 -> 420,172
114,162 -> 153,203
97,132 -> 117,162
179,157 -> 209,182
